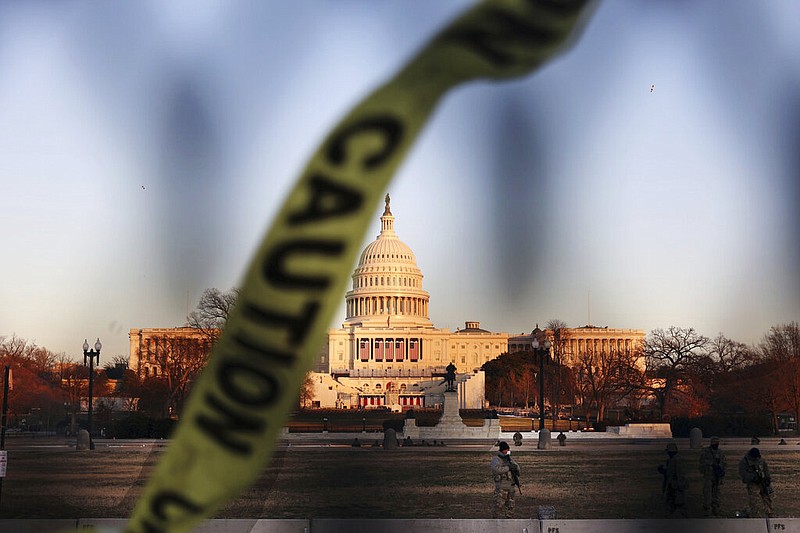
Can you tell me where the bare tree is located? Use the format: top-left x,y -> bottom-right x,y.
146,335 -> 210,416
644,326 -> 709,419
188,287 -> 239,344
298,372 -> 316,409
0,334 -> 35,359
733,361 -> 786,434
26,346 -> 58,378
2,336 -> 67,428
103,355 -> 130,370
707,333 -> 753,372
1,335 -> 63,380
55,354 -> 86,435
575,344 -> 644,423
679,354 -> 717,418
546,319 -> 569,363
759,322 -> 800,428
546,319 -> 570,422
682,336 -> 755,419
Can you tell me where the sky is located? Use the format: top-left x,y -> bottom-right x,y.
1,1 -> 799,361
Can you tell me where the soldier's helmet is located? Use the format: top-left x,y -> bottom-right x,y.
748,447 -> 761,458
665,442 -> 678,453
498,441 -> 510,451
710,436 -> 720,444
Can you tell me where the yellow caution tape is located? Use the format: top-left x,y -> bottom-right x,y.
125,1 -> 596,531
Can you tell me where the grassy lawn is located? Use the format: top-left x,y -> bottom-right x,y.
1,437 -> 799,519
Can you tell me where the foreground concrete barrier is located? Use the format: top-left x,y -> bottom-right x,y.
780,518 -> 800,532
193,519 -> 309,532
78,518 -> 312,532
309,518 -> 536,532
0,519 -> 76,532
2,517 -> 798,532
541,518 -> 772,533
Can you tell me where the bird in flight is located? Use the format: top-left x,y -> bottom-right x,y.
650,84 -> 655,93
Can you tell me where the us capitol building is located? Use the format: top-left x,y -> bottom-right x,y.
306,195 -> 644,410
130,196 -> 645,411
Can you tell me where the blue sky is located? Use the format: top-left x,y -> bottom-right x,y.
1,1 -> 798,360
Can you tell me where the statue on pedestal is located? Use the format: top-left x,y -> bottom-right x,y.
444,362 -> 457,392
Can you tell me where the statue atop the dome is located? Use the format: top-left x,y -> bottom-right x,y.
383,193 -> 392,215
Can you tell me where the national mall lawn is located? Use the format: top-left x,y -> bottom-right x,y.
2,436 -> 800,520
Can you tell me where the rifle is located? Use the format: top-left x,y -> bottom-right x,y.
712,460 -> 725,482
503,454 -> 522,494
753,465 -> 774,495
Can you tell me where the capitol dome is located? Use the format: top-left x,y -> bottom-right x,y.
344,195 -> 431,327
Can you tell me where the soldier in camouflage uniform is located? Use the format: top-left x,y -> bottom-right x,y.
738,447 -> 774,517
490,441 -> 520,518
658,441 -> 687,518
698,436 -> 726,516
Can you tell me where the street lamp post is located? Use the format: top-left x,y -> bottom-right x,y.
532,338 -> 551,432
82,338 -> 101,450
